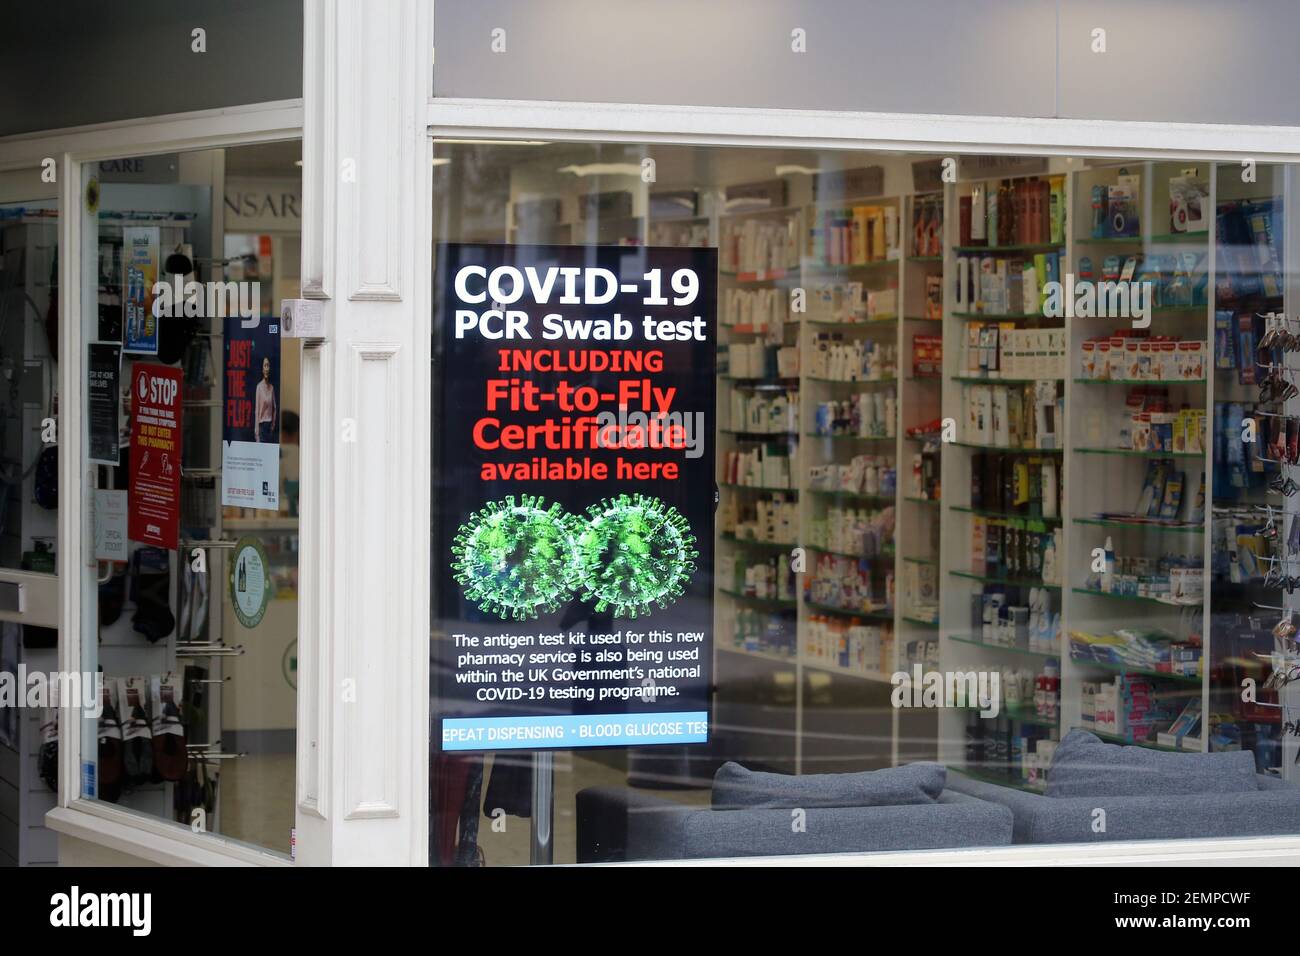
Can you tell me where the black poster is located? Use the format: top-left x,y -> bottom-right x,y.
433,242 -> 716,752
88,343 -> 122,465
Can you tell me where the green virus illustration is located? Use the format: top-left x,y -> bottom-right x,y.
451,495 -> 580,620
574,494 -> 697,619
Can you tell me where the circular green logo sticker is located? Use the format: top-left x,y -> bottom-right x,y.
229,536 -> 272,628
282,639 -> 297,690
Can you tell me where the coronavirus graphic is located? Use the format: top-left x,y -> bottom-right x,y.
574,494 -> 697,619
451,495 -> 580,620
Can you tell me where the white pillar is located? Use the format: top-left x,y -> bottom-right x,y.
295,0 -> 432,865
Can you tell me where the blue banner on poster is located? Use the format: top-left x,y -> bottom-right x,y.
221,315 -> 281,510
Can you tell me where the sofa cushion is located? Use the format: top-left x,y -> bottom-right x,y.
711,761 -> 945,810
1046,729 -> 1259,798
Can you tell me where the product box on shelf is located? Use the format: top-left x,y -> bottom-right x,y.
911,195 -> 943,258
723,215 -> 800,276
912,334 -> 942,378
867,287 -> 897,319
813,203 -> 899,266
728,387 -> 799,434
1168,170 -> 1209,234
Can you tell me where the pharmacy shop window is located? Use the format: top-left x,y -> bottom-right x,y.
0,166 -> 60,587
0,163 -> 60,871
429,141 -> 1300,865
75,144 -> 302,855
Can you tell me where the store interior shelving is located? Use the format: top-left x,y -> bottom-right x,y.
1061,162 -> 1216,780
498,148 -> 1294,786
937,165 -> 1071,790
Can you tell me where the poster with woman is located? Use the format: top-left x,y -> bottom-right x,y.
221,314 -> 281,510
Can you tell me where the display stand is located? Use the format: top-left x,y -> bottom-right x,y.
529,751 -> 554,865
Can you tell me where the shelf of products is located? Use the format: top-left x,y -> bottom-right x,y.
685,158 -> 1293,785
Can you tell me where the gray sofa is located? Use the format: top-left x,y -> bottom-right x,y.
948,771 -> 1300,844
576,766 -> 1014,861
948,730 -> 1300,844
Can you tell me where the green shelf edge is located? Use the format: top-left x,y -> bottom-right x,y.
1072,516 -> 1205,534
1073,378 -> 1206,385
953,243 -> 1065,254
1070,587 -> 1203,613
953,376 -> 1064,384
1074,233 -> 1209,245
1073,446 -> 1204,459
1065,655 -> 1203,685
805,600 -> 894,621
949,634 -> 1059,659
805,258 -> 899,270
956,705 -> 1058,727
949,505 -> 1062,525
806,316 -> 898,326
719,534 -> 795,550
951,569 -> 1061,590
951,312 -> 1050,321
805,377 -> 898,387
718,589 -> 797,609
808,489 -> 895,504
808,544 -> 895,561
804,432 -> 894,441
950,442 -> 1063,454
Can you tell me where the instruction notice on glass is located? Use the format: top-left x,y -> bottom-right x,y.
128,363 -> 182,549
87,343 -> 121,465
434,242 -> 716,751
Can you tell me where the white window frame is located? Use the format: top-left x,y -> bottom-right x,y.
427,94 -> 1300,868
0,98 -> 302,867
7,17 -> 1300,866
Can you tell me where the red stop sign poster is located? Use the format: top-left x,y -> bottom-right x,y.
128,364 -> 183,549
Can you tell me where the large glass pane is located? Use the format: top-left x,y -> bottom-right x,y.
0,169 -> 59,578
0,164 -> 59,867
430,141 -> 1300,865
75,144 -> 302,854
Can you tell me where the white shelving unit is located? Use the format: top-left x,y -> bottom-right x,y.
937,159 -> 1297,792
495,151 -> 1296,787
711,183 -> 943,773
